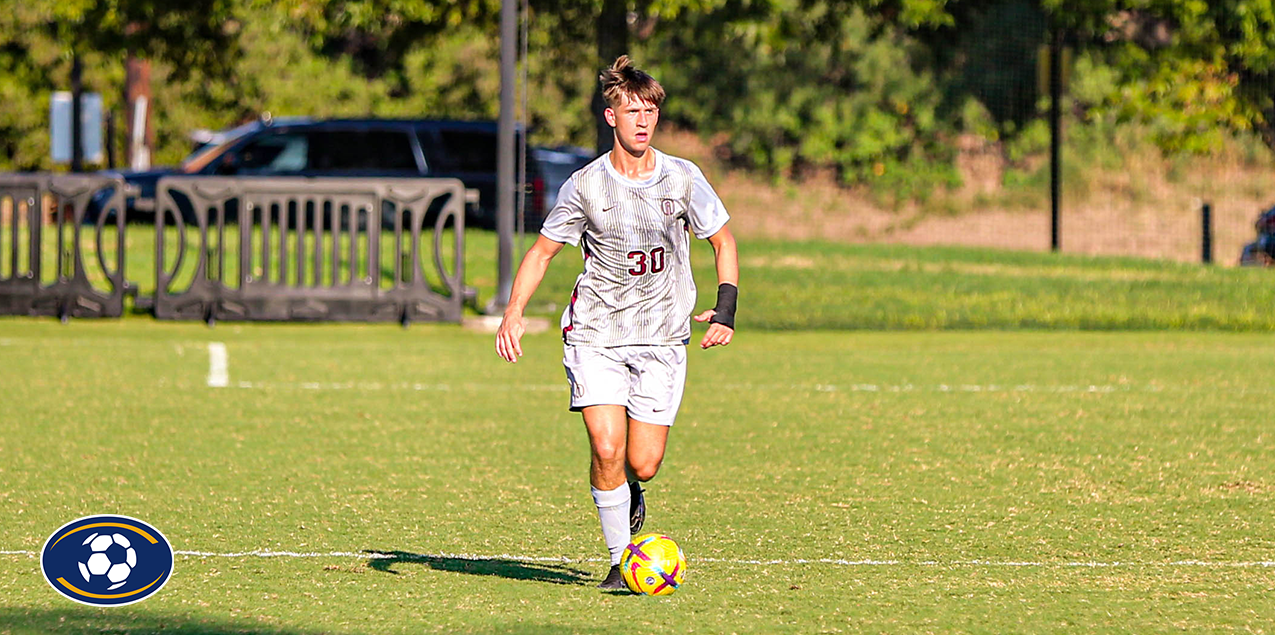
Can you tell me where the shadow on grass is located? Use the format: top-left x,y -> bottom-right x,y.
362,549 -> 594,586
0,607 -> 611,635
0,607 -> 330,635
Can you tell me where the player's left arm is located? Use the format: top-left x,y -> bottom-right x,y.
693,223 -> 739,349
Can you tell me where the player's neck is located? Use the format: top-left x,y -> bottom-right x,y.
609,145 -> 658,181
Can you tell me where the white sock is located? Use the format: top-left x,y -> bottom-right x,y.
592,483 -> 631,566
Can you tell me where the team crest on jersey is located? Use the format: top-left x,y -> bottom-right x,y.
661,199 -> 676,216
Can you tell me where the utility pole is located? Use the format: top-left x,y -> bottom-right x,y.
70,54 -> 83,173
489,0 -> 518,313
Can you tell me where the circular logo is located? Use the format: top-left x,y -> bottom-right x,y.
40,515 -> 174,606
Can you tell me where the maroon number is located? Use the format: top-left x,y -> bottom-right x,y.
650,247 -> 665,273
627,248 -> 666,276
627,250 -> 647,276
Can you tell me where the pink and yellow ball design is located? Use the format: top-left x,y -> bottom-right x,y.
620,533 -> 686,595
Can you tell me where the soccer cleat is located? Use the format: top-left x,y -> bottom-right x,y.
597,564 -> 626,590
629,482 -> 645,535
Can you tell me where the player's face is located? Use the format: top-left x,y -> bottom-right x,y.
606,94 -> 660,156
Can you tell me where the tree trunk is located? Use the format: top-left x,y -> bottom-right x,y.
124,55 -> 153,171
593,0 -> 628,155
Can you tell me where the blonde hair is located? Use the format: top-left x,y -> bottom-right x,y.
599,55 -> 665,109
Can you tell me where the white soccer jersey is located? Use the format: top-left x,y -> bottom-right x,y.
540,149 -> 730,347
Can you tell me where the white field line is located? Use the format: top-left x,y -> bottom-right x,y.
3,548 -> 1273,568
207,342 -> 229,388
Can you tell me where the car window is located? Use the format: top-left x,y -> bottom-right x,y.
308,130 -> 418,172
238,131 -> 308,173
532,148 -> 594,208
436,130 -> 498,172
181,122 -> 258,169
182,139 -> 237,173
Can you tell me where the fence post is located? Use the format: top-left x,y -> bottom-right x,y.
105,110 -> 116,170
1049,26 -> 1063,253
1201,201 -> 1213,265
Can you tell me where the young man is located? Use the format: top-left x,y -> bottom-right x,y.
494,55 -> 739,590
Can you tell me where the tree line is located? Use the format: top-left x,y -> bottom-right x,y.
2,0 -> 1272,197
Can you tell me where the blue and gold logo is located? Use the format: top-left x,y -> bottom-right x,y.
40,515 -> 173,606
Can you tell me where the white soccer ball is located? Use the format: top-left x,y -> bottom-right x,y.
78,532 -> 136,590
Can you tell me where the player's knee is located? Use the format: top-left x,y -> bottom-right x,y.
631,460 -> 662,482
592,442 -> 625,464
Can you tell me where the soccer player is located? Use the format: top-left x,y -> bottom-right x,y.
495,55 -> 739,590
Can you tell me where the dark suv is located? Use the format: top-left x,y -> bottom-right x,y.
104,117 -> 554,230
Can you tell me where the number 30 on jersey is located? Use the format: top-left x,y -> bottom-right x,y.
627,248 -> 666,276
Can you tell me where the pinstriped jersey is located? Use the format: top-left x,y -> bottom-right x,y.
540,149 -> 730,347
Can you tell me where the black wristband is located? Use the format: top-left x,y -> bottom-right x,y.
709,283 -> 738,329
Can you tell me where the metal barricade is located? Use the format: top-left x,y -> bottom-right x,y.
0,174 -> 128,320
154,177 -> 466,324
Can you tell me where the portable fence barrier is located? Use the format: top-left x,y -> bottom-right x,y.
153,176 -> 466,324
0,174 -> 129,320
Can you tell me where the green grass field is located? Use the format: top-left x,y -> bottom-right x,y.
2,318 -> 1273,633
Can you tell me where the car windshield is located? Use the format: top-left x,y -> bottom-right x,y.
179,122 -> 259,173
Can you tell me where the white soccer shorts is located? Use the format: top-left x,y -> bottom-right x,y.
562,345 -> 688,426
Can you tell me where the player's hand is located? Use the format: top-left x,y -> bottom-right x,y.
495,313 -> 526,363
693,309 -> 734,349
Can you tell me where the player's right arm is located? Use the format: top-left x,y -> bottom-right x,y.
495,234 -> 565,363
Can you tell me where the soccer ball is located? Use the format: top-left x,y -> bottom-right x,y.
620,533 -> 686,595
78,532 -> 136,590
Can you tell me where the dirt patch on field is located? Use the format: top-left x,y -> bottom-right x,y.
658,128 -> 1275,266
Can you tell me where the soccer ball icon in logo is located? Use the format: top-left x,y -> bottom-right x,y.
42,514 -> 173,606
78,533 -> 136,590
620,533 -> 686,595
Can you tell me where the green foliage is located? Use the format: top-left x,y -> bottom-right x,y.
0,0 -> 242,170
382,15 -> 596,147
0,7 -> 63,170
949,0 -> 1048,130
38,0 -> 239,73
2,0 -> 1275,208
0,0 -> 603,170
0,4 -> 149,170
148,9 -> 398,165
1044,0 -> 1275,150
644,4 -> 960,199
1085,51 -> 1255,154
268,0 -> 499,81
